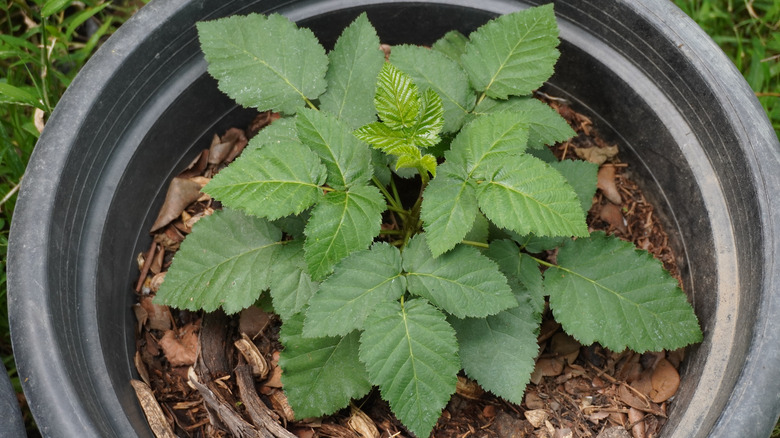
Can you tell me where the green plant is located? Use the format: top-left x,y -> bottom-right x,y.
155,6 -> 702,437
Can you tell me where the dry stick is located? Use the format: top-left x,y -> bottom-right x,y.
188,367 -> 264,438
130,379 -> 177,438
135,240 -> 157,292
235,364 -> 297,438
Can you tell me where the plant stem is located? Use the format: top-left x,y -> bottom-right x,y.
304,97 -> 318,110
373,176 -> 402,211
461,239 -> 489,249
529,255 -> 555,268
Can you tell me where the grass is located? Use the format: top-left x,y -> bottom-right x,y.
0,0 -> 778,435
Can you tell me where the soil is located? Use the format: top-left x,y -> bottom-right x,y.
131,95 -> 687,438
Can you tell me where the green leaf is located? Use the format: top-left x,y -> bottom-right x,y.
472,97 -> 576,149
353,121 -> 415,155
304,185 -> 385,280
268,240 -> 319,320
432,30 -> 470,64
475,154 -> 588,238
446,112 -> 530,178
449,302 -> 539,403
155,210 -> 282,314
403,235 -> 516,318
461,5 -> 560,98
375,62 -> 420,129
41,0 -> 71,17
249,118 -> 300,149
296,108 -> 373,190
485,239 -> 545,315
464,211 -> 490,244
391,45 -> 475,133
550,159 -> 598,213
304,243 -> 406,337
320,13 -> 385,128
396,151 -> 437,177
408,88 -> 444,147
545,232 -> 703,352
0,83 -> 44,109
359,298 -> 460,438
280,313 -> 371,418
510,232 -> 567,254
420,176 -> 478,257
197,14 -> 328,114
205,140 -> 326,220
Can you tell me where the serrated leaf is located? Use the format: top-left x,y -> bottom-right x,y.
409,88 -> 444,147
550,159 -> 598,212
446,112 -> 530,178
396,151 -> 437,177
319,13 -> 384,128
510,231 -> 567,253
296,108 -> 373,190
420,176 -> 478,257
432,30 -> 469,64
155,209 -> 282,314
304,185 -> 385,280
205,140 -> 326,220
249,117 -> 300,149
375,62 -> 420,129
545,232 -> 702,352
449,302 -> 539,403
485,239 -> 544,315
268,240 -> 319,320
353,121 -> 415,155
461,5 -> 560,99
403,235 -> 516,318
280,313 -> 371,418
197,14 -> 327,114
304,243 -> 406,337
371,149 -> 392,187
472,97 -> 575,149
475,154 -> 588,238
359,298 -> 459,438
391,45 -> 474,133
464,211 -> 490,244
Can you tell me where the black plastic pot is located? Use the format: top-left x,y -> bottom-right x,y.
8,0 -> 780,436
0,364 -> 24,438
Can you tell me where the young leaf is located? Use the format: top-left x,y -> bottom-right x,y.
445,112 -> 530,178
296,108 -> 373,190
205,140 -> 327,220
197,14 -> 328,114
432,30 -> 470,64
403,235 -> 516,318
420,176 -> 478,257
449,301 -> 539,404
304,185 -> 385,280
280,313 -> 371,419
319,13 -> 385,128
472,96 -> 576,149
550,159 -> 598,212
155,210 -> 282,314
408,88 -> 444,147
359,298 -> 460,438
461,5 -> 560,99
545,232 -> 703,352
396,151 -> 437,177
303,243 -> 406,337
475,154 -> 589,238
269,240 -> 319,320
375,62 -> 420,129
353,121 -> 416,155
391,45 -> 475,133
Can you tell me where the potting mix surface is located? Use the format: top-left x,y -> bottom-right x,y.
132,95 -> 686,438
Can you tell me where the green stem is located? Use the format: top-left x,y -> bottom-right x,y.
386,204 -> 409,217
461,240 -> 489,249
379,229 -> 405,235
529,255 -> 555,268
390,177 -> 403,209
475,91 -> 487,108
304,97 -> 318,111
373,176 -> 402,211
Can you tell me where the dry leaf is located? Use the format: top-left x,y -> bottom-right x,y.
530,357 -> 565,384
139,296 -> 172,331
617,384 -> 665,416
239,306 -> 272,339
596,427 -> 631,438
550,332 -> 580,364
159,325 -> 199,367
574,145 -> 619,165
456,375 -> 484,400
149,272 -> 166,293
150,177 -> 203,232
525,391 -> 545,410
649,358 -> 680,403
600,203 -> 627,232
348,405 -> 379,438
597,165 -> 623,204
234,334 -> 268,378
524,409 -> 548,428
268,390 -> 295,422
628,407 -> 646,438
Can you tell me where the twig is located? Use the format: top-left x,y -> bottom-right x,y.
0,176 -> 22,211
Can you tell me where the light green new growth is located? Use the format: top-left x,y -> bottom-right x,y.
156,6 -> 702,438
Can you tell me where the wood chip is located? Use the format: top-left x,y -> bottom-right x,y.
131,379 -> 176,438
348,405 -> 379,438
524,409 -> 548,428
628,407 -> 646,438
235,333 -> 269,379
649,358 -> 680,403
456,376 -> 484,400
597,165 -> 623,204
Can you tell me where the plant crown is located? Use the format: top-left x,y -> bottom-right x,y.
155,6 -> 702,437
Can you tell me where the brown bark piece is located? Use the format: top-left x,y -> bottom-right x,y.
188,368 -> 264,438
235,364 -> 296,438
131,379 -> 177,438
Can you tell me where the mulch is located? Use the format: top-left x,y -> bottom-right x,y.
131,94 -> 687,438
